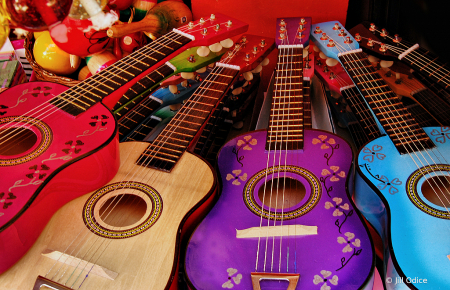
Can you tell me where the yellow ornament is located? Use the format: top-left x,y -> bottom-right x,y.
0,1 -> 10,49
33,31 -> 81,75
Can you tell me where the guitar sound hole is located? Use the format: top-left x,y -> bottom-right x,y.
422,175 -> 450,208
258,177 -> 306,209
0,127 -> 37,156
99,194 -> 147,227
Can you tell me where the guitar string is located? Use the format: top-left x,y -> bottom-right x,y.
0,32 -> 186,151
0,17 -> 222,148
44,20 -> 236,284
369,27 -> 450,86
54,44 -> 246,287
333,36 -> 450,216
342,37 -> 450,207
51,63 -> 230,288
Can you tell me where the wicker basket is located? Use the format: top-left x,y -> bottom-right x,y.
24,32 -> 81,87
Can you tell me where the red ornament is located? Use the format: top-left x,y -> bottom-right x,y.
4,0 -> 73,31
49,16 -> 111,57
119,32 -> 147,53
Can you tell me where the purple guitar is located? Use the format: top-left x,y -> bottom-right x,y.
184,17 -> 375,290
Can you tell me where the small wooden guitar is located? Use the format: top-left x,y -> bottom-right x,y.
0,34 -> 274,290
185,17 -> 375,290
0,12 -> 248,278
312,20 -> 450,290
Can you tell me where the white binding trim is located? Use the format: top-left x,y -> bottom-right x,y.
411,87 -> 427,95
173,28 -> 195,41
340,84 -> 356,92
216,63 -> 240,70
150,115 -> 162,121
149,95 -> 163,104
398,44 -> 419,60
303,76 -> 311,81
338,48 -> 362,57
278,44 -> 304,49
165,61 -> 177,72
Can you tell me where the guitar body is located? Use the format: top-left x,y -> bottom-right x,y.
0,82 -> 119,273
0,141 -> 216,289
355,126 -> 450,289
185,129 -> 374,289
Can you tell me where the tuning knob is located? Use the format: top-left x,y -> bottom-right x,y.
314,26 -> 322,34
326,58 -> 339,67
327,39 -> 335,47
354,33 -> 361,42
188,22 -> 194,29
338,29 -> 347,37
214,24 -> 221,31
333,23 -> 341,30
169,85 -> 179,94
367,38 -> 374,47
279,19 -> 286,27
380,60 -> 393,68
320,33 -> 328,40
197,46 -> 210,57
226,20 -> 233,27
344,36 -> 353,44
181,72 -> 195,80
367,55 -> 379,63
243,71 -> 253,81
232,87 -> 243,95
220,38 -> 234,48
252,64 -> 263,73
319,52 -> 327,59
379,43 -> 387,52
196,66 -> 207,73
199,18 -> 206,24
300,18 -> 306,25
393,34 -> 402,43
369,23 -> 376,31
210,14 -> 216,21
380,28 -> 388,37
261,58 -> 270,66
303,48 -> 309,58
209,43 -> 223,52
181,80 -> 189,88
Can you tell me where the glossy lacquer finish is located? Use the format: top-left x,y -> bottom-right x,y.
185,130 -> 374,289
355,127 -> 450,290
0,82 -> 119,273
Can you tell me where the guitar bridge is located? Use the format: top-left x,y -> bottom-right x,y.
251,272 -> 300,290
33,276 -> 73,290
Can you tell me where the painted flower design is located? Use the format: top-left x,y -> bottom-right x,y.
313,270 -> 338,290
31,86 -> 52,97
430,127 -> 450,144
312,135 -> 336,149
62,140 -> 84,155
362,145 -> 385,163
377,175 -> 402,195
236,135 -> 257,150
89,114 -> 109,127
325,197 -> 350,216
338,232 -> 361,253
0,192 -> 16,210
321,166 -> 345,182
25,164 -> 50,180
226,170 -> 248,186
222,268 -> 242,289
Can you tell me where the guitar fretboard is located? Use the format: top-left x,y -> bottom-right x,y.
136,66 -> 239,172
339,51 -> 435,154
266,46 -> 304,151
113,64 -> 176,113
50,31 -> 191,116
341,86 -> 382,142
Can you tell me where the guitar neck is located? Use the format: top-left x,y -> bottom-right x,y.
413,72 -> 450,105
401,97 -> 439,128
136,65 -> 239,171
341,86 -> 382,141
410,88 -> 450,125
267,45 -> 305,151
50,31 -> 191,116
338,50 -> 435,154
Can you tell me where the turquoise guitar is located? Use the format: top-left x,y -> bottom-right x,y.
312,21 -> 450,290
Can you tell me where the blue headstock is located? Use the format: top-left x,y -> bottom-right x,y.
275,17 -> 312,47
310,21 -> 359,61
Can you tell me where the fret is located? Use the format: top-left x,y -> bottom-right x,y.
416,56 -> 439,70
210,72 -> 235,78
270,112 -> 304,117
276,68 -> 303,72
142,148 -> 181,159
164,123 -> 198,133
150,144 -> 183,154
134,50 -> 158,61
275,76 -> 302,79
360,84 -> 389,91
347,64 -> 373,71
160,34 -> 183,45
273,95 -> 302,99
274,89 -> 302,93
202,80 -> 229,85
140,154 -> 176,163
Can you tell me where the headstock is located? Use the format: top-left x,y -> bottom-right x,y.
347,23 -> 398,60
313,44 -> 353,94
178,13 -> 249,48
217,34 -> 276,73
275,17 -> 312,47
310,21 -> 359,61
168,45 -> 228,74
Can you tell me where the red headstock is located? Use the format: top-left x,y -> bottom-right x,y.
216,34 -> 275,73
348,23 -> 398,60
178,13 -> 249,48
275,17 -> 312,47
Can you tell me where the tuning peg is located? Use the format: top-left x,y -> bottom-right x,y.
380,60 -> 393,68
169,103 -> 182,111
196,66 -> 207,73
367,55 -> 379,63
243,72 -> 253,81
208,62 -> 215,68
181,72 -> 195,80
302,48 -> 309,58
181,80 -> 189,88
313,45 -> 321,52
197,46 -> 210,57
319,52 -> 327,59
209,43 -> 223,52
326,58 -> 339,67
220,38 -> 234,48
261,58 -> 270,66
242,81 -> 249,87
232,87 -> 243,95
169,85 -> 179,94
252,64 -> 263,73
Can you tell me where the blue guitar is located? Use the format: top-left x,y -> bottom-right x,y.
312,21 -> 450,290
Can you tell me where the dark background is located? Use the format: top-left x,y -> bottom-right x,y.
345,0 -> 448,63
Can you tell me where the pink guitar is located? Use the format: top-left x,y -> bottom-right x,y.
0,13 -> 248,275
